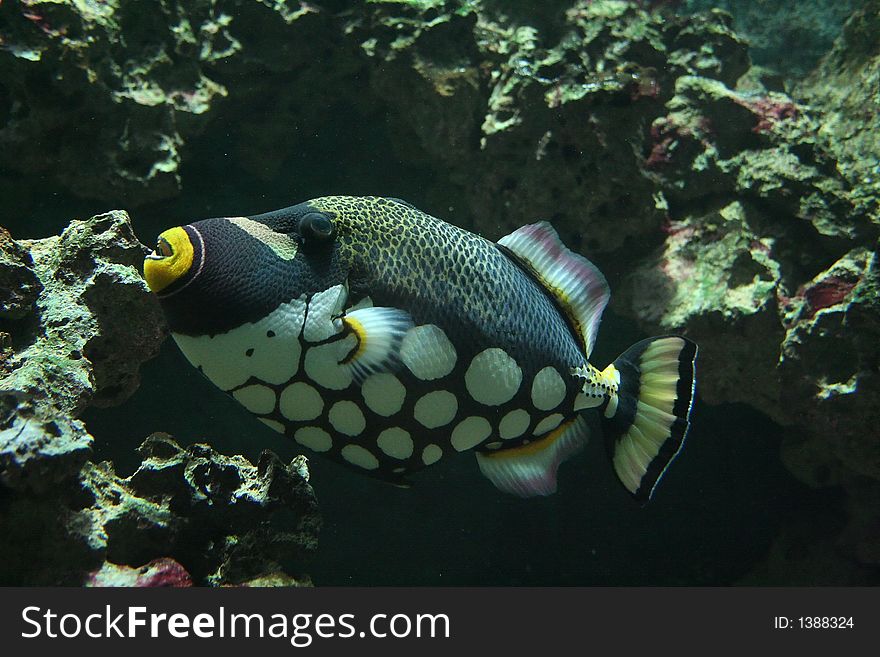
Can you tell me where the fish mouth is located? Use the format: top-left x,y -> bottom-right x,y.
146,236 -> 174,260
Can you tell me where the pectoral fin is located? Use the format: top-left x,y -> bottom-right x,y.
341,306 -> 414,382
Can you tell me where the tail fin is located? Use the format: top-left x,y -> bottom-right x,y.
600,336 -> 697,503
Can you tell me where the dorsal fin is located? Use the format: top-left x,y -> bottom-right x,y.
498,221 -> 610,357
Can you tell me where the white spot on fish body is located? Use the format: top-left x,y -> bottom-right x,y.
172,297 -> 305,391
533,413 -> 564,436
450,416 -> 492,451
303,336 -> 355,390
604,394 -> 619,418
279,382 -> 323,421
531,366 -> 567,411
328,401 -> 366,436
377,427 -> 414,460
413,390 -> 458,428
574,391 -> 604,410
258,418 -> 285,433
400,324 -> 457,380
232,384 -> 276,415
422,444 -> 443,465
303,285 -> 347,343
499,409 -> 530,440
465,348 -> 522,406
295,426 -> 333,452
361,373 -> 406,417
342,444 -> 380,470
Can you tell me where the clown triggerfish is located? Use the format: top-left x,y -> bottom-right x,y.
144,196 -> 697,501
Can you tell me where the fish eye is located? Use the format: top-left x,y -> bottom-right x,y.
300,212 -> 335,243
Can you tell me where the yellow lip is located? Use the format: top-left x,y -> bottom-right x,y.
143,226 -> 194,293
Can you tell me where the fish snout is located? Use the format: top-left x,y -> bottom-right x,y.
143,226 -> 195,294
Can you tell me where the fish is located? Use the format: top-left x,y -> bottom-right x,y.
143,196 -> 697,501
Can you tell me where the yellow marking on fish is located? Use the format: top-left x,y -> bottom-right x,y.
144,226 -> 194,293
342,315 -> 368,363
482,418 -> 577,459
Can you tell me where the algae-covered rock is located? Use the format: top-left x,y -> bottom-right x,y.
0,228 -> 42,319
678,0 -> 862,79
0,391 -> 92,494
617,16 -> 878,436
797,0 -> 880,222
86,557 -> 193,587
0,0 -> 332,208
70,434 -> 319,587
779,248 -> 880,481
618,62 -> 876,421
0,209 -> 319,586
606,0 -> 879,583
352,0 -> 751,253
0,210 -> 164,496
620,201 -> 786,419
1,210 -> 166,414
1,431 -> 319,586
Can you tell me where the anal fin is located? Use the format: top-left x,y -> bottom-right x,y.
475,416 -> 589,497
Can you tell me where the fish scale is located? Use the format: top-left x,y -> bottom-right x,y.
144,196 -> 698,501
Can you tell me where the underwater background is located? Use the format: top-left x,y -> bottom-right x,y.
1,0 -> 878,586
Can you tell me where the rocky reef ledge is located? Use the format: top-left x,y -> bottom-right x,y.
0,212 -> 320,585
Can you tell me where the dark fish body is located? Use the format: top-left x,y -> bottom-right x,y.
144,196 -> 697,500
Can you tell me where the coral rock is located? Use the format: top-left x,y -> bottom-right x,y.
797,0 -> 880,221
780,249 -> 880,481
86,434 -> 320,587
86,557 -> 193,588
0,208 -> 321,586
0,210 -> 167,415
0,392 -> 92,494
0,228 -> 42,319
